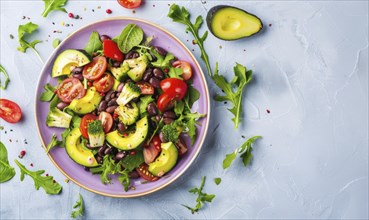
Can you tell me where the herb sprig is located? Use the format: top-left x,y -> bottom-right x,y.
41,0 -> 68,18
0,142 -> 16,183
14,159 -> 62,194
71,194 -> 84,218
223,136 -> 261,169
0,65 -> 10,90
17,22 -> 43,63
182,176 -> 215,214
46,133 -> 62,153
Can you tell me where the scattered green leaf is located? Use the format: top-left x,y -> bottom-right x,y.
71,193 -> 84,218
0,142 -> 16,183
214,177 -> 221,185
0,64 -> 10,90
41,0 -> 68,17
14,159 -> 62,194
46,133 -> 62,153
40,83 -> 57,102
213,63 -> 253,129
223,136 -> 261,169
52,38 -> 61,48
182,176 -> 215,214
17,22 -> 43,63
168,4 -> 212,76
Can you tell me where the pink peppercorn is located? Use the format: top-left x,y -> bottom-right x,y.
68,13 -> 74,18
106,9 -> 112,14
18,150 -> 26,158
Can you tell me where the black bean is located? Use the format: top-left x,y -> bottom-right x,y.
117,122 -> 126,132
143,68 -> 153,82
106,106 -> 117,114
175,136 -> 188,156
163,111 -> 176,119
111,92 -> 116,99
149,77 -> 160,88
170,58 -> 178,66
112,61 -> 121,67
72,73 -> 84,80
105,90 -> 115,101
98,100 -> 108,112
98,146 -> 106,157
129,170 -> 140,179
131,97 -> 139,103
104,147 -> 112,155
147,103 -> 158,116
116,83 -> 125,92
163,117 -> 174,124
100,34 -> 111,42
71,66 -> 83,75
114,151 -> 126,162
155,115 -> 162,122
56,102 -> 68,110
159,131 -> 167,143
131,52 -> 139,59
153,68 -> 164,79
125,51 -> 134,59
96,156 -> 103,164
155,46 -> 167,56
108,98 -> 117,107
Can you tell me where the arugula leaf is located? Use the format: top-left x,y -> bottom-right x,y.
0,142 -> 16,183
138,95 -> 154,115
14,160 -> 62,194
182,176 -> 215,214
0,64 -> 10,90
223,136 -> 261,169
214,177 -> 221,185
41,0 -> 68,17
84,31 -> 102,56
40,83 -> 57,102
17,22 -> 43,63
52,38 -> 60,48
213,63 -> 253,129
185,85 -> 200,109
168,67 -> 183,79
118,24 -> 144,54
168,4 -> 211,77
71,194 -> 84,218
46,133 -> 62,153
174,101 -> 185,116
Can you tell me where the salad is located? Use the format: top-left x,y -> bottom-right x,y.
42,23 -> 206,191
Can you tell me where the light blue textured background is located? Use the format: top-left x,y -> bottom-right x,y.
1,0 -> 368,219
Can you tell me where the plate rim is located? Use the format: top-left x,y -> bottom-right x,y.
34,16 -> 211,198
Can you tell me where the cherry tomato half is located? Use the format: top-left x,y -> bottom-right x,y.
143,135 -> 161,164
57,78 -> 86,103
117,0 -> 142,9
103,39 -> 124,62
136,81 -> 154,95
80,114 -> 98,139
136,163 -> 159,182
82,56 -> 107,80
93,73 -> 115,93
160,78 -> 188,100
172,60 -> 192,80
0,99 -> 22,123
98,111 -> 113,133
157,93 -> 176,112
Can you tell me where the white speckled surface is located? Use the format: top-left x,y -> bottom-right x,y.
0,0 -> 368,219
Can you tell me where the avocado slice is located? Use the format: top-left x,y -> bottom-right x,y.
106,116 -> 149,150
68,87 -> 102,114
148,142 -> 178,177
206,5 -> 263,40
65,127 -> 98,167
52,49 -> 90,77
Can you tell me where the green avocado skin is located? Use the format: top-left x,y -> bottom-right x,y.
206,5 -> 263,41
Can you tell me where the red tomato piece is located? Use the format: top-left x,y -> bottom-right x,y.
136,81 -> 154,95
93,73 -> 115,93
57,78 -> 86,103
136,163 -> 159,181
98,111 -> 113,133
172,60 -> 193,80
160,78 -> 188,100
80,114 -> 98,139
82,56 -> 107,80
103,39 -> 124,62
157,93 -> 175,112
117,0 -> 142,9
0,99 -> 22,123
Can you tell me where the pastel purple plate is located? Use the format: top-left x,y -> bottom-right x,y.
35,17 -> 210,197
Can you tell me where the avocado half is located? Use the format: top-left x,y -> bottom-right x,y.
206,5 -> 263,40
